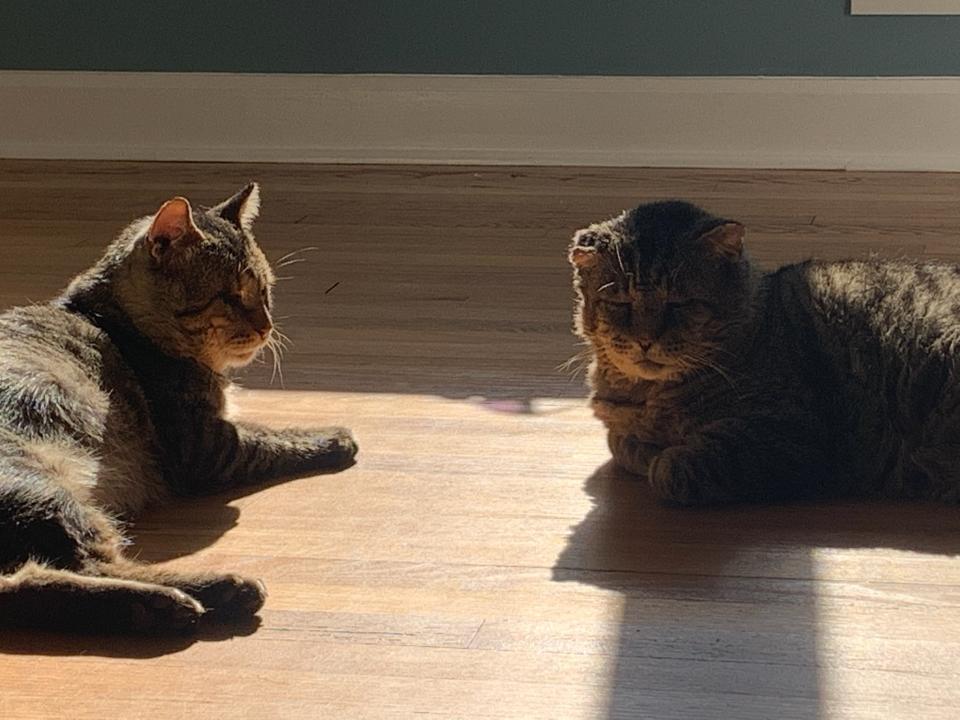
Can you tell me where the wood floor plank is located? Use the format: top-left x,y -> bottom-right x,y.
1,160 -> 959,720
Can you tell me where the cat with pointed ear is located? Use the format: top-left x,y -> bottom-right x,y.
0,183 -> 357,635
571,198 -> 960,509
569,224 -> 621,270
213,182 -> 261,233
146,196 -> 203,264
699,221 -> 745,259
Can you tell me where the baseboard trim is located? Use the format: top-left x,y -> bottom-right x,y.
4,72 -> 960,170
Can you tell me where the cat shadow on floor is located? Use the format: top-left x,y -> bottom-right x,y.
552,461 -> 960,720
0,617 -> 261,658
129,461 -> 356,563
0,465 -> 351,658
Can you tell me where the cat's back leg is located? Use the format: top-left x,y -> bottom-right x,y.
90,559 -> 267,622
0,561 -> 202,634
1,461 -> 265,627
0,473 -> 121,572
0,477 -> 205,633
0,476 -> 264,632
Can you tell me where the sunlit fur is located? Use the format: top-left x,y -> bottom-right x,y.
73,204 -> 277,374
571,200 -> 960,506
571,203 -> 752,384
0,185 -> 357,634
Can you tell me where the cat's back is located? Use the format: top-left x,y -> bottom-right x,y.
0,303 -> 164,513
0,303 -> 111,434
775,258 -> 960,497
800,258 -> 960,351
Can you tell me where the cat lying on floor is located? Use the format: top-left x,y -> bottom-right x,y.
571,200 -> 960,506
0,183 -> 356,634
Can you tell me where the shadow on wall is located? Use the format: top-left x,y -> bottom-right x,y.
553,461 -> 960,720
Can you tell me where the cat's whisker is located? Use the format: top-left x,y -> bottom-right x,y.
267,336 -> 286,387
272,325 -> 292,341
557,349 -> 592,380
682,352 -> 742,395
558,358 -> 587,376
266,333 -> 286,358
705,343 -> 738,357
614,243 -> 627,276
273,246 -> 318,266
271,328 -> 292,350
275,257 -> 308,270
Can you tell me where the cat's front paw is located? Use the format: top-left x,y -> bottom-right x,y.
648,447 -> 706,506
610,432 -> 663,476
128,586 -> 204,635
308,426 -> 358,470
186,574 -> 267,621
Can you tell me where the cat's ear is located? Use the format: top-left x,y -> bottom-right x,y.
699,222 -> 745,259
213,182 -> 261,233
569,229 -> 605,268
146,197 -> 202,263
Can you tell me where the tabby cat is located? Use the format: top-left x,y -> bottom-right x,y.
571,200 -> 960,505
0,184 -> 356,634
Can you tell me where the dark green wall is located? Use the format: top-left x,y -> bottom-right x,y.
3,1 -> 960,76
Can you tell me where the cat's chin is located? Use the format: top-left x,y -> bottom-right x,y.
223,348 -> 262,368
631,361 -> 682,382
606,353 -> 682,382
200,345 -> 265,373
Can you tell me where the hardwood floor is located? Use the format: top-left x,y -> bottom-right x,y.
1,160 -> 960,719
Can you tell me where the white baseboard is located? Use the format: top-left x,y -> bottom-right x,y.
4,72 -> 960,170
851,0 -> 960,14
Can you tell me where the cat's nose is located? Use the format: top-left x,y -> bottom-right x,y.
638,341 -> 652,353
252,318 -> 273,339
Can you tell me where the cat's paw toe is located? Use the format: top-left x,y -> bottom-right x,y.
315,426 -> 358,469
192,575 -> 267,621
231,578 -> 267,615
648,449 -> 701,506
130,588 -> 204,635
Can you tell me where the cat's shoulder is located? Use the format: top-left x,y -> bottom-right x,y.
0,302 -> 104,344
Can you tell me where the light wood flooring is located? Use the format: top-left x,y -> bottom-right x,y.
2,161 -> 960,719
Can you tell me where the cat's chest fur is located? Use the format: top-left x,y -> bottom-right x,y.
590,363 -> 730,448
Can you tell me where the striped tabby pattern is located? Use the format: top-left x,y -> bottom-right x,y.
0,184 -> 356,634
571,200 -> 960,505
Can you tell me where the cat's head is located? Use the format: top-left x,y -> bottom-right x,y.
112,183 -> 277,373
569,201 -> 752,383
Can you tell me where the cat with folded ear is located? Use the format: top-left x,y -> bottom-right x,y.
0,183 -> 357,634
570,200 -> 960,505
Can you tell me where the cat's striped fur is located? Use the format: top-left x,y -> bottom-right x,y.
0,184 -> 356,634
571,200 -> 960,505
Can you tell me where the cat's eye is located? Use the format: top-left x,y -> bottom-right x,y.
220,292 -> 244,308
176,290 -> 244,318
599,301 -> 632,316
598,299 -> 633,319
175,296 -> 218,317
